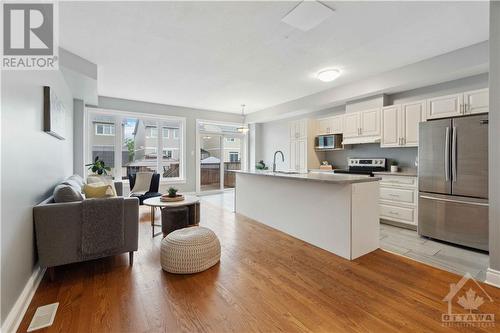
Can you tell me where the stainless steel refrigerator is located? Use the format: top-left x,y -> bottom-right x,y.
418,114 -> 489,251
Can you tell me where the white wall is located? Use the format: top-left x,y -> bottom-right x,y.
93,96 -> 244,193
259,120 -> 291,170
1,70 -> 74,325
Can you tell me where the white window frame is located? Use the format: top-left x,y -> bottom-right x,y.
95,123 -> 115,136
85,107 -> 186,184
229,151 -> 240,162
173,129 -> 179,139
145,126 -> 158,139
163,127 -> 170,139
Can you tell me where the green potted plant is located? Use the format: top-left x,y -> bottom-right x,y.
390,160 -> 399,173
85,156 -> 111,176
161,187 -> 184,202
167,187 -> 178,198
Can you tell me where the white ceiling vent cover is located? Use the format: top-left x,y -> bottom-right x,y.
27,302 -> 59,332
281,1 -> 335,31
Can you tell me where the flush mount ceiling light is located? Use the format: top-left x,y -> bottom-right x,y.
317,69 -> 341,82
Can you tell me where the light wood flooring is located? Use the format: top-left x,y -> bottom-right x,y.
18,195 -> 500,332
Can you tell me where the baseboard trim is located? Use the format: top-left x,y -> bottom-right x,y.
1,266 -> 45,333
485,268 -> 500,288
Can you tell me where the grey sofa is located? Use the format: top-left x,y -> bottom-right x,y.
33,175 -> 139,278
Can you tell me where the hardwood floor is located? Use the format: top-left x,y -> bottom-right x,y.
18,201 -> 500,332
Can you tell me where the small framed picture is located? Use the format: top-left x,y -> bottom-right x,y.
43,86 -> 66,140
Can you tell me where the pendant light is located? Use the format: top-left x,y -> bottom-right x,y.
237,104 -> 249,133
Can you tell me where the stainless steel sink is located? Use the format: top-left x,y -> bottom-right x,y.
275,170 -> 300,174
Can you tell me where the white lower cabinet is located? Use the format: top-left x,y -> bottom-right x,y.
379,175 -> 418,227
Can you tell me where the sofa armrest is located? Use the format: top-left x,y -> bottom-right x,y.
114,181 -> 123,196
34,201 -> 83,268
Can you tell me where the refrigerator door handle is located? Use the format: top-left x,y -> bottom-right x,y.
419,195 -> 489,207
452,126 -> 457,182
445,127 -> 450,182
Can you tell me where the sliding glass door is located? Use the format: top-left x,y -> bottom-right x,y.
197,121 -> 247,193
200,135 -> 222,192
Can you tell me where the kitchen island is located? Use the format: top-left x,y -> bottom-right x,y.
233,171 -> 381,260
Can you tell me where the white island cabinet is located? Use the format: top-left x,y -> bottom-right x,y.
233,171 -> 381,260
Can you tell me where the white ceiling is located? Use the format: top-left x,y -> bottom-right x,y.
60,1 -> 489,114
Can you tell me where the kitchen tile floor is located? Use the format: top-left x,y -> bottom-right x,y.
201,191 -> 490,282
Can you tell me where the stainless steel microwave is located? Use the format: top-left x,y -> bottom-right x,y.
315,134 -> 343,150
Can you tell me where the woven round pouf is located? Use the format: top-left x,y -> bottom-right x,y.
160,226 -> 221,274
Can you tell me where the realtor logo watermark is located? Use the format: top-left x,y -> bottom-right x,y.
2,2 -> 58,70
442,273 -> 495,328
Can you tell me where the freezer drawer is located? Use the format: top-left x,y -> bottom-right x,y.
418,193 -> 488,251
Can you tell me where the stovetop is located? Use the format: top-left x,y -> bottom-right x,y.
334,158 -> 387,176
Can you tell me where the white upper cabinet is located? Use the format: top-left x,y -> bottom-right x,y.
381,105 -> 401,148
330,115 -> 343,134
315,115 -> 343,135
381,101 -> 425,148
343,112 -> 360,138
427,93 -> 463,120
463,88 -> 489,115
402,100 -> 426,147
290,119 -> 307,139
360,108 -> 381,137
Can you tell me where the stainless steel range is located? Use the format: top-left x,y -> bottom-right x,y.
334,158 -> 387,176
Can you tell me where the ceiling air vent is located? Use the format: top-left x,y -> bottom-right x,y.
281,1 -> 335,31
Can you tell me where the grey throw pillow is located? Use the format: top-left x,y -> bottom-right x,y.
61,179 -> 82,194
53,184 -> 84,203
68,174 -> 85,187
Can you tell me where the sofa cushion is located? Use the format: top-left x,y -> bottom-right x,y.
83,183 -> 116,198
53,184 -> 84,203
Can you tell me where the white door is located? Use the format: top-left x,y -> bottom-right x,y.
381,105 -> 400,148
464,88 -> 489,114
331,115 -> 343,134
360,108 -> 381,137
427,93 -> 463,119
343,112 -> 360,138
316,118 -> 333,135
402,100 -> 426,147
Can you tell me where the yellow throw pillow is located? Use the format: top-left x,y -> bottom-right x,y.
83,182 -> 116,198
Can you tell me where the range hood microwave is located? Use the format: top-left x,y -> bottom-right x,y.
342,136 -> 381,145
315,134 -> 343,150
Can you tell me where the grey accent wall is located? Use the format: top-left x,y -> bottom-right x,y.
1,71 -> 74,324
94,96 -> 243,193
325,144 -> 418,169
489,0 -> 500,272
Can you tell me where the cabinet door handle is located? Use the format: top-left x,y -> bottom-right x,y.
389,194 -> 400,197
389,211 -> 400,216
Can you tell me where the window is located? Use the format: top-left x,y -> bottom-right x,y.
225,137 -> 235,142
145,126 -> 158,138
95,123 -> 115,136
229,152 -> 240,162
163,149 -> 173,159
173,129 -> 179,139
87,109 -> 185,182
